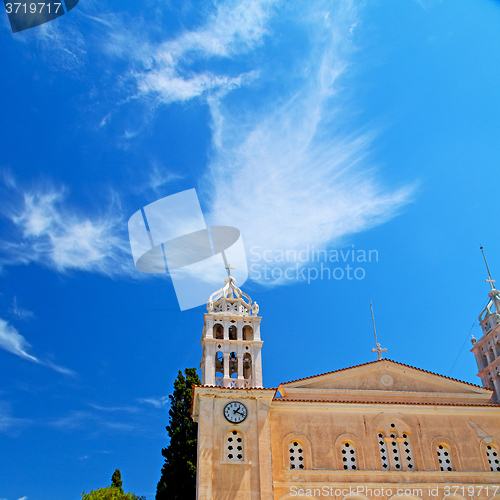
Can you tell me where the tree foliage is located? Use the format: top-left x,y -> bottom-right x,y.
111,469 -> 123,493
156,367 -> 200,500
81,486 -> 142,500
81,469 -> 144,500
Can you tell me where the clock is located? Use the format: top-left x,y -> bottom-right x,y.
223,401 -> 247,423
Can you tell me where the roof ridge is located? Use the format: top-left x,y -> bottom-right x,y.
192,385 -> 277,390
279,358 -> 488,390
272,397 -> 499,407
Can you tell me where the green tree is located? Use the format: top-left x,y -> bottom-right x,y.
111,469 -> 123,493
156,367 -> 201,500
81,486 -> 142,500
81,469 -> 145,500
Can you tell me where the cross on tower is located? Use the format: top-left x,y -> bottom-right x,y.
372,343 -> 388,361
226,264 -> 234,277
486,277 -> 496,290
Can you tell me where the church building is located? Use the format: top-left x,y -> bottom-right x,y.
191,270 -> 500,500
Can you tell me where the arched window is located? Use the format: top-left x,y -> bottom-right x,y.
243,325 -> 253,341
214,324 -> 223,339
289,441 -> 305,470
486,444 -> 500,471
376,420 -> 415,471
229,325 -> 237,340
377,432 -> 389,470
436,443 -> 453,471
341,441 -> 357,470
226,430 -> 244,462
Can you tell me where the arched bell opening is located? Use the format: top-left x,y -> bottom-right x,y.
215,351 -> 224,377
229,352 -> 238,378
243,353 -> 252,380
229,325 -> 237,340
214,324 -> 223,340
243,325 -> 253,341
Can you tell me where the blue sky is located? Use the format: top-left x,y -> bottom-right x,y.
1,0 -> 500,498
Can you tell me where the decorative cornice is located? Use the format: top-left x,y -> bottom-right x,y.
280,358 -> 488,390
272,397 -> 500,408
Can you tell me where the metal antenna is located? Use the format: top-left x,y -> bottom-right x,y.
370,301 -> 387,360
480,246 -> 496,290
371,301 -> 378,344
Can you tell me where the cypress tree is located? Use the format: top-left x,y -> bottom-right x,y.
156,367 -> 200,500
111,469 -> 123,493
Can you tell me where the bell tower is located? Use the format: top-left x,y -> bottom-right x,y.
471,248 -> 500,402
200,268 -> 263,388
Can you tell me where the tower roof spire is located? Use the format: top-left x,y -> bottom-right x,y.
206,267 -> 259,316
370,301 -> 387,361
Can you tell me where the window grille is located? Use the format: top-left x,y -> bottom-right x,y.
402,432 -> 414,470
486,445 -> 500,471
390,432 -> 401,470
378,433 -> 389,470
436,444 -> 453,471
226,430 -> 243,462
289,441 -> 304,469
341,442 -> 357,470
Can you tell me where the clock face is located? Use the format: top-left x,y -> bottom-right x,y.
223,401 -> 247,423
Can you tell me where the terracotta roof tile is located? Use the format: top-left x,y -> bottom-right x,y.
193,385 -> 276,390
280,358 -> 489,390
190,385 -> 277,416
272,397 -> 499,407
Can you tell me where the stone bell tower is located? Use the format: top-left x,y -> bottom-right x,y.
471,248 -> 500,402
200,268 -> 263,388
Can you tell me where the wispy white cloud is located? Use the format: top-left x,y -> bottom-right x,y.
89,403 -> 140,414
87,0 -> 414,284
0,317 -> 38,363
104,0 -> 278,105
146,165 -> 183,194
137,70 -> 256,105
93,0 -> 415,285
4,0 -> 416,291
200,0 -> 415,280
8,296 -> 35,320
51,408 -> 136,433
0,401 -> 32,435
0,183 -> 133,277
51,410 -> 92,430
103,422 -> 135,432
138,396 -> 169,408
0,317 -> 75,376
13,18 -> 87,73
43,360 -> 76,377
